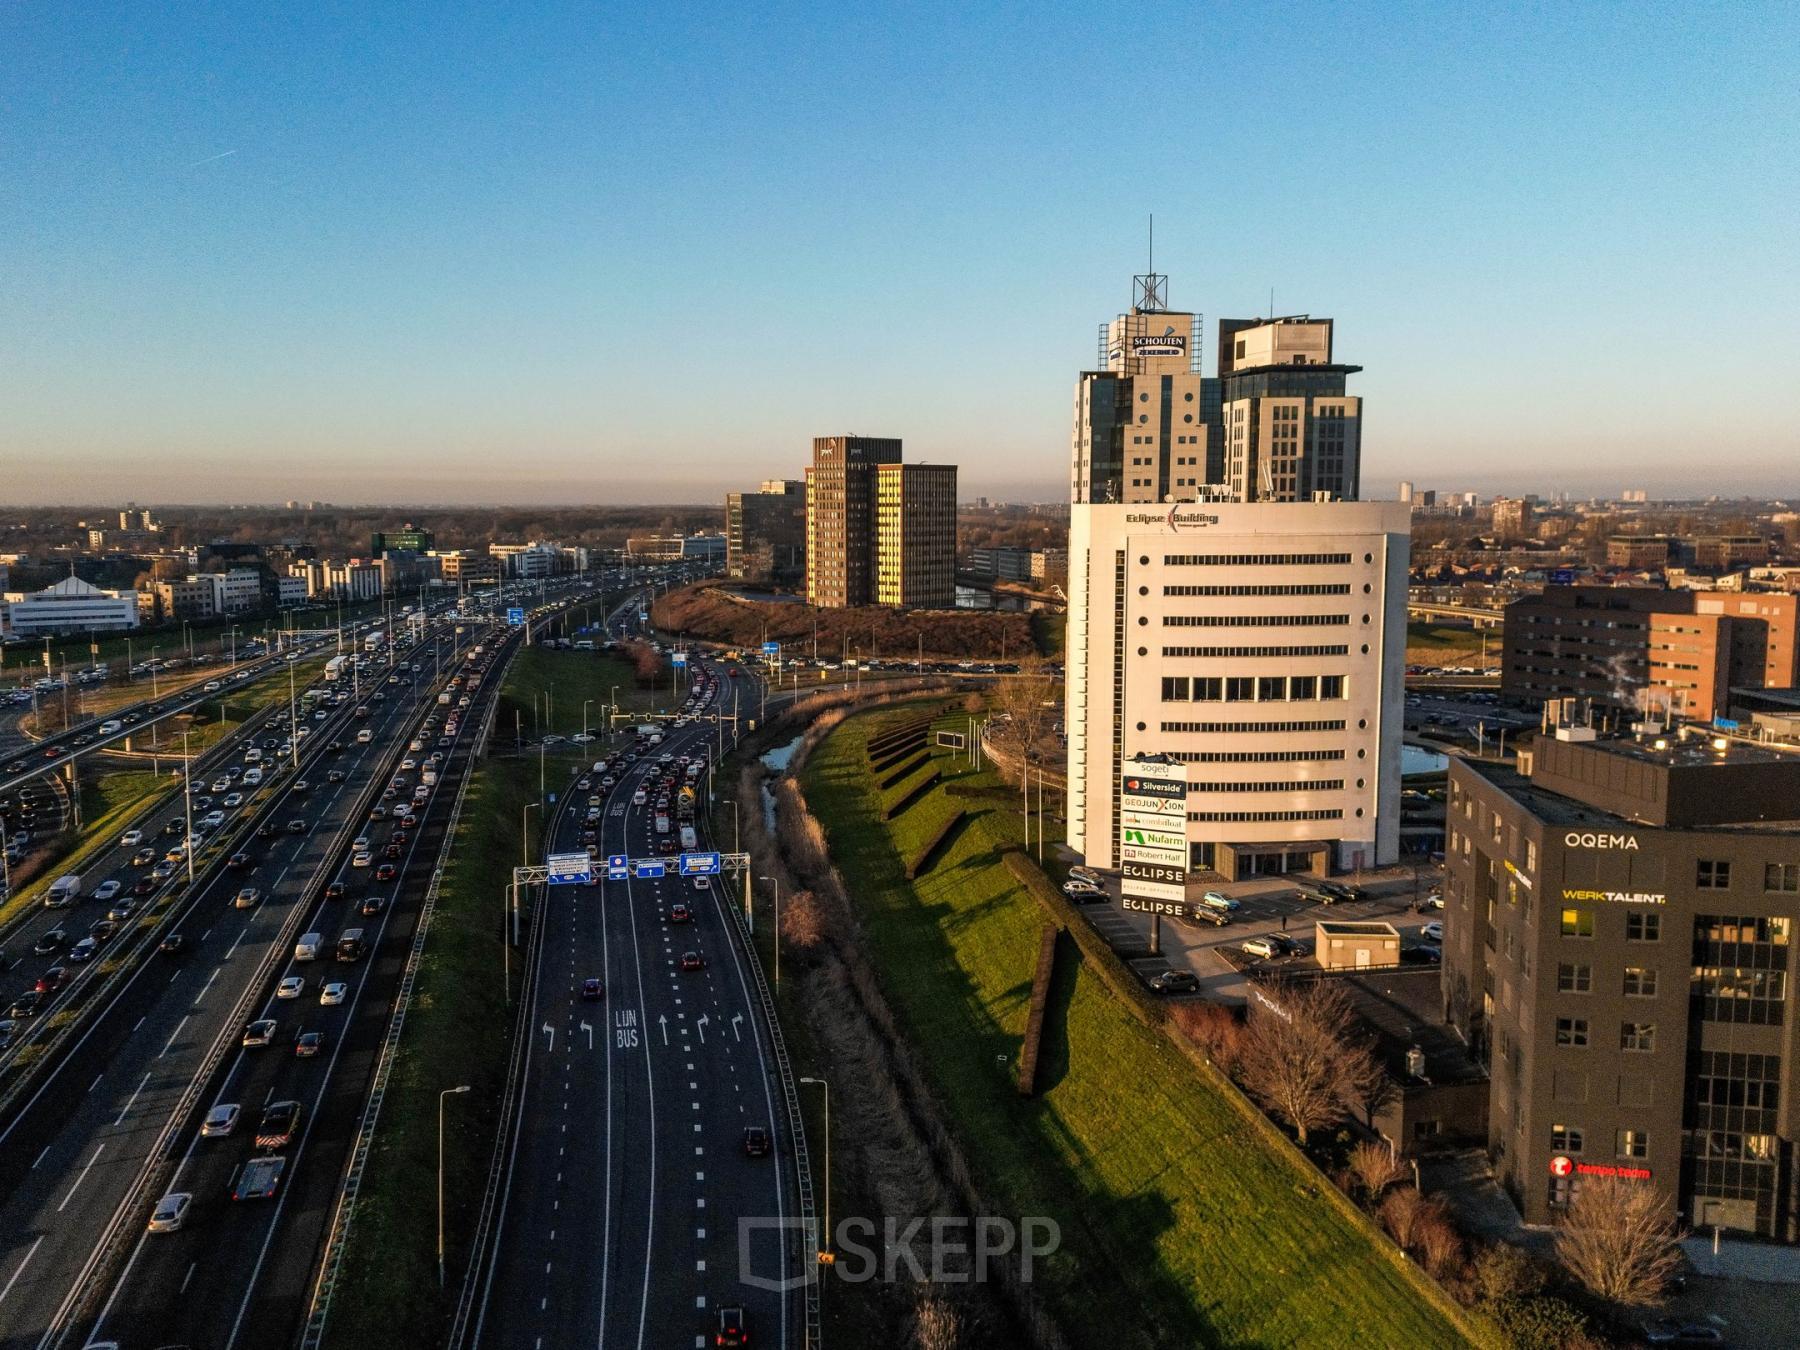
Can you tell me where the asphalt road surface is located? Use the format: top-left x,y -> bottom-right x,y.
473,657 -> 801,1350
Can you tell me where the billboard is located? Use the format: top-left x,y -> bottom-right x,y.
1119,757 -> 1187,904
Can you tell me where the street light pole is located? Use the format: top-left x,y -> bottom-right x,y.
759,874 -> 781,988
799,1076 -> 830,1252
182,729 -> 195,884
582,698 -> 593,742
438,1084 -> 472,1286
521,801 -> 541,867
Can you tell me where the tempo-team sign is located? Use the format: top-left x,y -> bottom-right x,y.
1120,758 -> 1188,904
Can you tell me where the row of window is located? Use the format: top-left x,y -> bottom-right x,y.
1553,1017 -> 1658,1052
1560,909 -> 1663,941
1550,1123 -> 1650,1160
1162,583 -> 1350,597
1556,963 -> 1659,996
1187,778 -> 1345,794
1163,613 -> 1352,628
1161,645 -> 1348,660
1161,675 -> 1347,702
1187,808 -> 1344,822
1163,552 -> 1353,567
1166,749 -> 1345,764
1160,720 -> 1347,735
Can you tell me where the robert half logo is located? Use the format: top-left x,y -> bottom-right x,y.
1131,324 -> 1187,358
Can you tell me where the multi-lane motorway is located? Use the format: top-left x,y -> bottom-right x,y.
0,608 -> 511,1350
471,657 -> 802,1350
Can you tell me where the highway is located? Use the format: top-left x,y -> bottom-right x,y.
471,656 -> 802,1350
0,613 -> 490,1350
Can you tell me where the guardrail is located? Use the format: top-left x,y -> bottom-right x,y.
41,636 -> 482,1349
302,630 -> 515,1350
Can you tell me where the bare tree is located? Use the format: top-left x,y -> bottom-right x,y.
1170,1000 -> 1245,1075
911,1290 -> 963,1350
1555,1176 -> 1684,1309
1347,1140 -> 1408,1205
780,888 -> 826,952
1239,979 -> 1374,1146
1380,1187 -> 1445,1253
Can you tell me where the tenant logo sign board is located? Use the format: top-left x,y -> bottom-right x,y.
1120,758 -> 1187,903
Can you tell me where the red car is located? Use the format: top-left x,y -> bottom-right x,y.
679,951 -> 706,972
35,966 -> 68,994
669,903 -> 691,924
375,863 -> 398,882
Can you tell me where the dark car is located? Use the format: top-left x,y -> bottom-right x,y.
257,821 -> 276,838
32,930 -> 66,956
132,876 -> 158,896
325,881 -> 347,900
384,842 -> 403,859
295,1030 -> 324,1057
229,851 -> 252,869
131,847 -> 158,867
327,769 -> 345,783
714,1306 -> 748,1348
1185,907 -> 1229,928
160,934 -> 186,956
741,1126 -> 771,1158
581,977 -> 604,1001
1405,942 -> 1443,964
163,819 -> 186,837
256,1100 -> 303,1150
1149,970 -> 1200,994
8,991 -> 45,1018
679,951 -> 706,972
34,967 -> 68,994
359,896 -> 386,917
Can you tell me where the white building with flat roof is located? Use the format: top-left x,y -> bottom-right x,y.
2,576 -> 140,637
1065,499 -> 1409,880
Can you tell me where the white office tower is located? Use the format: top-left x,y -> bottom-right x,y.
1065,269 -> 1409,881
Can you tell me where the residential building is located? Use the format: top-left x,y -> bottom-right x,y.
1503,587 -> 1800,717
2,576 -> 140,637
1443,724 -> 1800,1238
204,568 -> 266,616
1491,497 -> 1533,539
804,437 -> 956,609
1607,535 -> 1672,570
1217,315 -> 1363,503
726,480 -> 807,586
966,547 -> 1069,590
1694,535 -> 1771,572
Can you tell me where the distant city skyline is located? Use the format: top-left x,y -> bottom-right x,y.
5,4 -> 1797,506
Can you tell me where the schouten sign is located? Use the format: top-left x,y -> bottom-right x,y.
1563,831 -> 1639,850
1561,888 -> 1667,906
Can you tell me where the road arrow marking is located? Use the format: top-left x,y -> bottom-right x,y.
696,1013 -> 709,1045
730,1013 -> 743,1043
658,1014 -> 669,1046
579,1020 -> 593,1050
542,1022 -> 555,1054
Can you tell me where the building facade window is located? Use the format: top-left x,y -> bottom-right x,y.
1765,863 -> 1800,894
1555,1017 -> 1590,1047
1627,912 -> 1662,942
1551,1124 -> 1584,1153
1623,966 -> 1659,998
1692,915 -> 1791,1026
1621,1022 -> 1656,1053
1617,1129 -> 1650,1160
1697,860 -> 1732,890
1561,908 -> 1595,939
1556,962 -> 1592,993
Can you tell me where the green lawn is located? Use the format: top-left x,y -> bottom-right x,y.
803,706 -> 1482,1350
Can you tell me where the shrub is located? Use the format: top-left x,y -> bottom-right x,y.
1168,1000 -> 1244,1075
1346,1140 -> 1408,1206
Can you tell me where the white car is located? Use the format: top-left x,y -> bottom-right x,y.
118,829 -> 143,848
1241,936 -> 1283,959
277,976 -> 305,999
93,880 -> 122,903
692,876 -> 711,891
211,777 -> 233,793
632,789 -> 648,806
352,850 -> 372,868
200,1102 -> 240,1138
320,982 -> 348,1006
148,1191 -> 192,1233
223,792 -> 244,809
1423,892 -> 1445,910
1422,921 -> 1444,942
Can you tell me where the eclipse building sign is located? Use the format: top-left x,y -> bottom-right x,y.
1120,758 -> 1188,904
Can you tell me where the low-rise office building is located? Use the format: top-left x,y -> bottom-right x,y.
1444,722 -> 1800,1237
2,576 -> 140,637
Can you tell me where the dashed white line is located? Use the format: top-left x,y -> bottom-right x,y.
56,1142 -> 105,1213
0,1235 -> 45,1306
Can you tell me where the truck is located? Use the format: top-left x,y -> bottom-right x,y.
295,932 -> 322,961
336,928 -> 366,962
363,630 -> 385,653
45,874 -> 83,907
234,1155 -> 287,1200
324,655 -> 349,682
654,813 -> 670,835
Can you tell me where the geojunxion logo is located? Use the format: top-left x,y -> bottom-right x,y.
738,1215 -> 1061,1292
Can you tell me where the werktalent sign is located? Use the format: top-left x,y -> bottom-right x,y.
1562,888 -> 1667,906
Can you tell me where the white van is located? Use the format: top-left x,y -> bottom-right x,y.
243,747 -> 263,764
295,932 -> 322,962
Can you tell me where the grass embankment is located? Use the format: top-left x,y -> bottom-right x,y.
323,639 -> 652,1350
801,706 -> 1478,1350
1406,619 -> 1492,666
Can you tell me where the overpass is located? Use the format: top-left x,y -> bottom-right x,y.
1406,599 -> 1505,629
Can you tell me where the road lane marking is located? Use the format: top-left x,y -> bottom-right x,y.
0,1235 -> 45,1306
160,1015 -> 189,1058
115,1070 -> 153,1125
56,1142 -> 105,1212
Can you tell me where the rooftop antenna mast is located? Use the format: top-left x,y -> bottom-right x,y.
1133,214 -> 1167,313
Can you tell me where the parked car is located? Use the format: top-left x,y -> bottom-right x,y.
1149,970 -> 1199,994
1421,920 -> 1444,942
1200,891 -> 1240,912
1241,936 -> 1284,959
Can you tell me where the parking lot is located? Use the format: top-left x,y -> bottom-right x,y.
1067,863 -> 1445,1004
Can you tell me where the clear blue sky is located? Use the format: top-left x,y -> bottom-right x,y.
4,2 -> 1796,505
